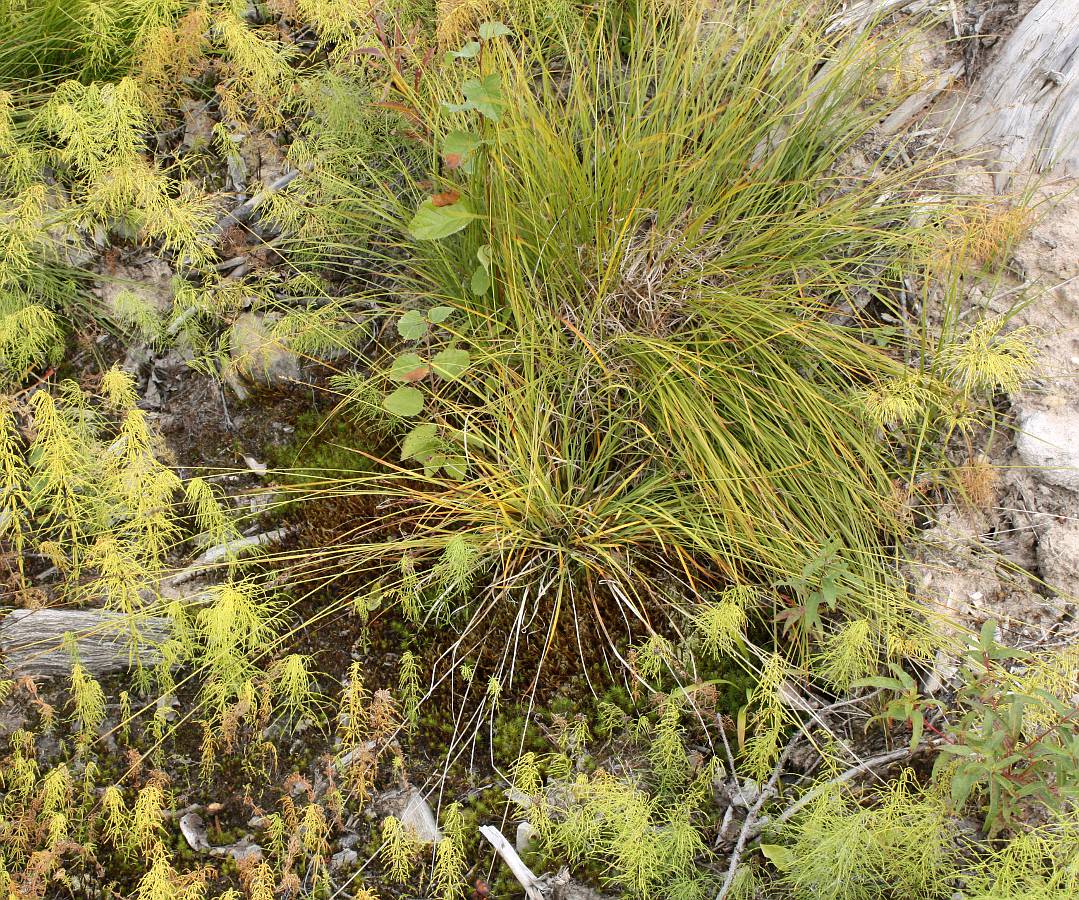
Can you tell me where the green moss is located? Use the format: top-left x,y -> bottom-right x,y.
263,408 -> 378,481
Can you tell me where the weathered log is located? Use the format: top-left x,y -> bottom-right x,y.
0,608 -> 170,677
826,0 -> 930,33
956,0 -> 1079,189
880,61 -> 965,135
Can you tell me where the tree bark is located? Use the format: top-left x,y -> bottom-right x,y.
956,0 -> 1079,189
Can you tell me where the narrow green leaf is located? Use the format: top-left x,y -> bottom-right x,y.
950,769 -> 980,807
909,710 -> 923,751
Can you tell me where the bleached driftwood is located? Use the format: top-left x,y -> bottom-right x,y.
164,527 -> 290,586
956,0 -> 1079,189
479,825 -> 545,900
477,825 -> 612,900
880,61 -> 965,135
0,608 -> 169,677
826,0 -> 930,33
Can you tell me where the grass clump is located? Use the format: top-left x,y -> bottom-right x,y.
0,2 -> 1068,899
306,0 -> 964,695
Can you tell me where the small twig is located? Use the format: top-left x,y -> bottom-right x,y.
715,736 -> 800,900
766,741 -> 940,833
164,528 -> 291,586
716,714 -> 740,779
218,379 -> 235,431
212,165 -> 310,238
478,825 -> 545,900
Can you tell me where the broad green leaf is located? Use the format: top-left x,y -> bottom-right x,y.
461,75 -> 503,121
442,456 -> 468,480
478,21 -> 512,39
470,265 -> 491,295
424,454 -> 447,478
402,423 -> 439,461
427,306 -> 454,324
397,310 -> 428,340
447,40 -> 481,59
407,197 -> 478,241
431,347 -> 471,381
760,844 -> 793,871
388,352 -> 429,382
443,130 -> 483,173
383,386 -> 424,417
476,244 -> 492,269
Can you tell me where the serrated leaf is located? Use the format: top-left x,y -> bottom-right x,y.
397,310 -> 428,340
470,265 -> 491,295
407,197 -> 479,241
431,347 -> 471,381
382,386 -> 424,417
427,306 -> 454,324
388,352 -> 429,382
401,423 -> 439,461
461,75 -> 503,122
443,130 -> 483,173
478,21 -> 512,39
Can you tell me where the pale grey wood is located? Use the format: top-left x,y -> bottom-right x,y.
0,608 -> 170,677
956,0 -> 1079,189
881,62 -> 965,135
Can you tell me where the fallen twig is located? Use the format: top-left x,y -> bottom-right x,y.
213,165 -> 310,238
165,528 -> 291,586
767,741 -> 941,831
715,737 -> 800,900
479,825 -> 545,900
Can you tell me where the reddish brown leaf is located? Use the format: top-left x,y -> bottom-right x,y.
431,190 -> 460,208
